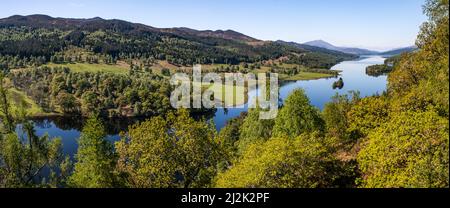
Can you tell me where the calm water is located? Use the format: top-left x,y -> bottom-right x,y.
19,56 -> 387,157
212,56 -> 388,128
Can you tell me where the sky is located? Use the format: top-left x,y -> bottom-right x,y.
1,0 -> 428,51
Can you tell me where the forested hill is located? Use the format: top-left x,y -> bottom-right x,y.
379,46 -> 419,56
0,14 -> 356,67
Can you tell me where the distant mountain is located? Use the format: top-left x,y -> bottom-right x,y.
303,40 -> 339,51
379,46 -> 418,56
276,40 -> 357,58
303,40 -> 378,55
303,40 -> 419,56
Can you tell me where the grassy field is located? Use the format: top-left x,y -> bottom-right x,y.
45,62 -> 336,81
151,60 -> 183,71
5,61 -> 335,117
198,82 -> 248,107
45,63 -> 129,74
249,64 -> 338,81
279,72 -> 336,81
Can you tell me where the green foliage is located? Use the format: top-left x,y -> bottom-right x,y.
364,55 -> 400,77
238,108 -> 274,152
273,89 -> 324,138
356,0 -> 449,188
332,78 -> 344,89
80,91 -> 101,116
10,66 -> 172,117
389,0 -> 449,116
0,73 -> 14,133
1,78 -> 69,187
322,92 -> 359,143
116,110 -> 220,188
1,0 -> 448,189
68,116 -> 117,188
215,133 -> 341,188
358,110 -> 449,188
216,115 -> 245,170
116,116 -> 175,188
347,96 -> 390,139
365,64 -> 393,77
285,52 -> 354,69
0,130 -> 67,188
56,91 -> 79,114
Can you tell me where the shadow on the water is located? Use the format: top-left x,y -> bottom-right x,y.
30,116 -> 145,135
30,108 -> 218,136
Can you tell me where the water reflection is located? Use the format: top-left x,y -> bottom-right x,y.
21,56 -> 388,158
213,56 -> 388,129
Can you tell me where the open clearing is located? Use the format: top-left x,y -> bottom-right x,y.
279,72 -> 336,81
45,63 -> 129,74
197,82 -> 248,107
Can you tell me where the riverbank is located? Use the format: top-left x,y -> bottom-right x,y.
8,69 -> 337,118
5,87 -> 58,118
16,56 -> 387,159
279,71 -> 338,81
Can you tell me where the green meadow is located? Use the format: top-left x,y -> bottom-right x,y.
45,63 -> 129,74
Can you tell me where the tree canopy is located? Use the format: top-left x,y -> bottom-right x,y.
68,116 -> 117,188
115,110 -> 220,188
273,89 -> 324,138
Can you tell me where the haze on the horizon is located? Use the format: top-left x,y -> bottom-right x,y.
1,0 -> 427,51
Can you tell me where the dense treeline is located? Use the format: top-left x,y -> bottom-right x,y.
0,55 -> 47,71
9,66 -> 173,117
277,40 -> 359,68
0,0 -> 448,188
285,52 -> 351,69
365,64 -> 392,77
365,55 -> 402,77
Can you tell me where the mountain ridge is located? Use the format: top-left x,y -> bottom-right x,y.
303,40 -> 417,56
379,46 -> 418,56
303,40 -> 379,55
0,14 -> 260,43
276,40 -> 357,57
0,14 -> 356,68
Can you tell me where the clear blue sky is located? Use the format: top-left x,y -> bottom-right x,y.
2,0 -> 427,51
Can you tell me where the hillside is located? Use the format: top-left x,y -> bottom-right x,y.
276,40 -> 358,66
0,15 -> 354,68
379,46 -> 418,56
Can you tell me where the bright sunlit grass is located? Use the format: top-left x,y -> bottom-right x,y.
45,63 -> 129,74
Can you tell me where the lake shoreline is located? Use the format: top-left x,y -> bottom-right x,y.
18,56 -> 387,158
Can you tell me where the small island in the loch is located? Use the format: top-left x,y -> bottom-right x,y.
332,77 -> 345,89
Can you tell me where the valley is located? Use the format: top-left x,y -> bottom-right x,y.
0,0 -> 448,190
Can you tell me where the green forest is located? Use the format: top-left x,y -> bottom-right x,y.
0,0 -> 448,188
365,55 -> 401,77
0,12 -> 354,118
